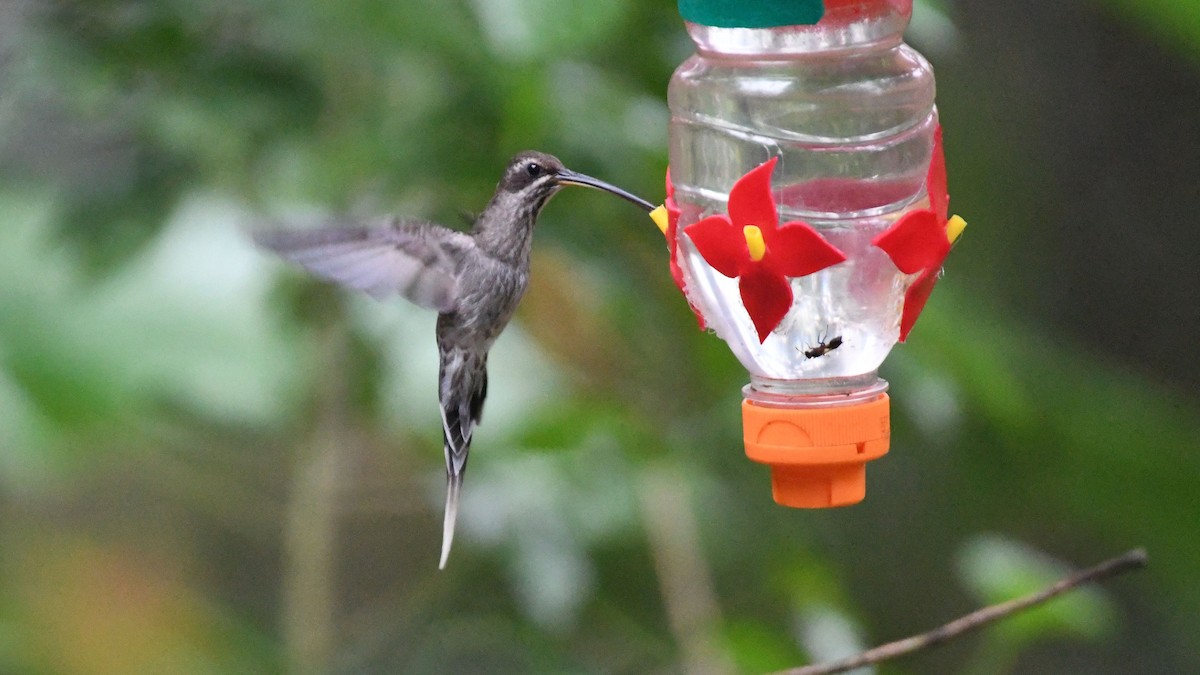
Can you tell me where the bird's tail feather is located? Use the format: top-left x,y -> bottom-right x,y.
436,348 -> 485,569
439,471 -> 463,570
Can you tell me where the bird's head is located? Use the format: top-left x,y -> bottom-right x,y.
498,151 -> 654,213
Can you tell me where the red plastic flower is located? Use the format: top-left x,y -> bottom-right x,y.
872,125 -> 966,342
684,158 -> 846,343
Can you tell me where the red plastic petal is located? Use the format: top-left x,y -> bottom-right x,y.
768,219 -> 848,278
727,158 -> 781,233
872,209 -> 950,275
664,171 -> 681,238
662,171 -> 706,329
739,266 -> 793,343
666,206 -> 706,329
927,125 -> 949,223
898,269 -> 938,342
686,214 -> 748,278
664,198 -> 685,291
663,174 -> 685,292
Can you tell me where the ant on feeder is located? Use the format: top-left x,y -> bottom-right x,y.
803,332 -> 843,359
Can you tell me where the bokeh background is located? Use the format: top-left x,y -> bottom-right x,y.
1,0 -> 1198,673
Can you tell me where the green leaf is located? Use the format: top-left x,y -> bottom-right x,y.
957,535 -> 1117,648
724,619 -> 804,674
468,0 -> 632,62
1098,0 -> 1200,63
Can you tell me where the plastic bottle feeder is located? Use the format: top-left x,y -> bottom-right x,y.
650,0 -> 966,507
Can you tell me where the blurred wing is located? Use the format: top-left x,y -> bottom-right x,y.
253,217 -> 473,312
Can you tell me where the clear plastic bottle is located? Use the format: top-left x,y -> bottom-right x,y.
667,0 -> 939,506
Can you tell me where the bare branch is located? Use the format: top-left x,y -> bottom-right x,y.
771,548 -> 1148,675
639,464 -> 738,675
282,314 -> 352,675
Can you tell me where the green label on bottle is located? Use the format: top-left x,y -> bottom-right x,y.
678,0 -> 825,28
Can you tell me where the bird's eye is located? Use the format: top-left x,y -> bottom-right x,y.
525,162 -> 543,178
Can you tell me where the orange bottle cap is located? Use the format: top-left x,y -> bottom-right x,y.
742,394 -> 889,508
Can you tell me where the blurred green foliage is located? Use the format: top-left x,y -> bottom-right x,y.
1,1 -> 1198,674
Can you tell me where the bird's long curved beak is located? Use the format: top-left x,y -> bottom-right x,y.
556,169 -> 656,212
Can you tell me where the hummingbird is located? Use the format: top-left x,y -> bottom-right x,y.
253,151 -> 654,568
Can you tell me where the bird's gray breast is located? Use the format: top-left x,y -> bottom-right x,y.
437,254 -> 528,349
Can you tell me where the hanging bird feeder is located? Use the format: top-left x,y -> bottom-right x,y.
650,0 -> 966,507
